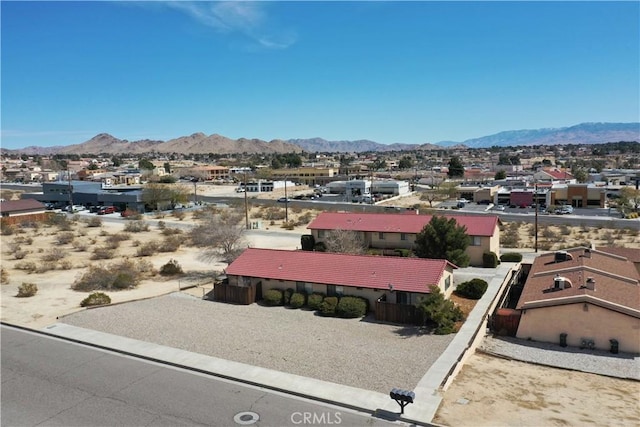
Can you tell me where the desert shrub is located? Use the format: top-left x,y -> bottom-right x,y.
85,217 -> 103,227
559,224 -> 571,236
283,288 -> 294,305
296,212 -> 314,226
1,268 -> 9,284
13,235 -> 33,245
319,296 -> 339,316
159,259 -> 183,276
41,249 -> 65,262
16,282 -> 38,297
124,220 -> 150,233
281,221 -> 296,230
72,240 -> 88,252
289,292 -> 306,308
263,289 -> 283,306
172,210 -> 186,220
58,260 -> 73,270
161,227 -> 182,236
136,241 -> 159,257
542,227 -> 558,239
91,247 -> 116,260
482,252 -> 499,268
456,278 -> 489,300
157,220 -> 166,230
56,231 -> 75,245
538,240 -> 554,251
500,252 -> 523,262
158,235 -> 182,252
14,261 -> 37,272
80,292 -> 111,307
13,249 -> 29,260
36,262 -> 57,274
301,234 -> 315,251
72,259 -> 144,291
48,214 -> 72,231
501,232 -> 520,248
1,222 -> 15,235
336,296 -> 368,318
307,293 -> 325,310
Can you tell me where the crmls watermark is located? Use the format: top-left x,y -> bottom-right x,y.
291,411 -> 342,425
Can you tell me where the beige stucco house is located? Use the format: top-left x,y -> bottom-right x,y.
307,212 -> 500,267
515,247 -> 640,354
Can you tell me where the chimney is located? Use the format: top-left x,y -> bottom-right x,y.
584,248 -> 591,258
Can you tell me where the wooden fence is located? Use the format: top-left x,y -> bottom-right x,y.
213,283 -> 255,305
0,212 -> 50,226
375,299 -> 425,325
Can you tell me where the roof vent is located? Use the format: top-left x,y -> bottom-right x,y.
585,277 -> 596,291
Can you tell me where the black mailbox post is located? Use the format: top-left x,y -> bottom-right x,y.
390,388 -> 415,414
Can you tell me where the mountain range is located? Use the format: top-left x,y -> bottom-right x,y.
2,122 -> 638,156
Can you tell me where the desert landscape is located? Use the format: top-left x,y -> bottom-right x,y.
1,185 -> 639,426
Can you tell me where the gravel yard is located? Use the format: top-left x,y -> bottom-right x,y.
61,292 -> 454,393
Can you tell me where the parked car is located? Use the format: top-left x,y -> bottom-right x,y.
97,206 -> 117,215
491,205 -> 505,211
235,187 -> 245,193
277,197 -> 291,203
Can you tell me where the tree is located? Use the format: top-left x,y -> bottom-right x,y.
414,216 -> 470,267
618,187 -> 640,213
324,229 -> 366,255
87,163 -> 99,171
572,167 -> 588,183
163,162 -> 172,173
138,158 -> 155,170
398,156 -> 413,170
371,158 -> 387,171
111,156 -> 122,167
142,183 -> 189,211
447,156 -> 464,178
189,208 -> 247,263
494,170 -> 506,180
418,285 -> 463,334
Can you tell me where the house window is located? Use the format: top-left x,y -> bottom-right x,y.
296,282 -> 305,293
378,232 -> 385,240
327,285 -> 344,297
445,276 -> 451,290
471,236 -> 482,246
318,230 -> 325,238
400,233 -> 407,241
396,292 -> 410,305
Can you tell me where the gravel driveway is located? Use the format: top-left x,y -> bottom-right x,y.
61,293 -> 454,393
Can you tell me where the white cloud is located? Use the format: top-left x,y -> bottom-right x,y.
164,1 -> 296,50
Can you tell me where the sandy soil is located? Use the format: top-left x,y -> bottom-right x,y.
2,186 -> 639,426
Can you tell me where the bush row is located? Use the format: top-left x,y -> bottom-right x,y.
262,289 -> 368,318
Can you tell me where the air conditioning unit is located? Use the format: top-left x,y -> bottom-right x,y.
581,338 -> 595,349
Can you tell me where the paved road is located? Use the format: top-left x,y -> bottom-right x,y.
1,325 -> 399,427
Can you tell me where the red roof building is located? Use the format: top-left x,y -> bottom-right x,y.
225,248 -> 457,310
515,247 -> 640,353
307,212 -> 500,267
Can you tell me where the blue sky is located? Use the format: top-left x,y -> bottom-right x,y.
2,1 -> 639,149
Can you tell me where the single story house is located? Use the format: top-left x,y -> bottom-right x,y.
225,248 -> 457,311
307,212 -> 500,267
515,247 -> 640,354
0,199 -> 48,225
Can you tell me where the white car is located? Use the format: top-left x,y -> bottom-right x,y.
235,187 -> 246,193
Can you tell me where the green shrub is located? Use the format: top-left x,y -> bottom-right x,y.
301,234 -> 315,251
307,293 -> 325,310
314,242 -> 327,252
419,286 -> 463,334
289,292 -> 306,308
394,248 -> 412,257
16,282 -> 38,297
263,289 -> 283,306
500,252 -> 523,262
456,278 -> 489,300
159,259 -> 183,276
80,292 -> 111,307
336,296 -> 368,318
319,296 -> 339,316
482,251 -> 499,268
283,288 -> 294,305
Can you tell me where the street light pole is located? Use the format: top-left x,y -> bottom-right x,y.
534,179 -> 538,253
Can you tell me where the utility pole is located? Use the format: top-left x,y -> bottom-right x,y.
67,167 -> 74,210
244,171 -> 249,230
284,176 -> 289,222
534,179 -> 538,253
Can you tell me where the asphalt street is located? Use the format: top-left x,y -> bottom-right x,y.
1,325 -> 400,427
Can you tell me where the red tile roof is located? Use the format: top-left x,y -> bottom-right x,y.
226,248 -> 455,294
542,168 -> 574,180
307,212 -> 498,237
516,248 -> 640,312
0,199 -> 46,213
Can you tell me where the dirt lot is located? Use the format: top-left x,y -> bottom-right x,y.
1,186 -> 639,426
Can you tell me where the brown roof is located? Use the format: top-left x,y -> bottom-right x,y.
596,247 -> 640,264
516,247 -> 640,312
0,199 -> 46,214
